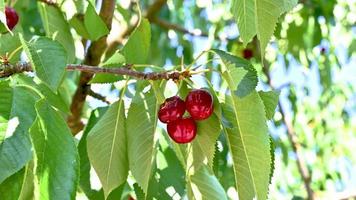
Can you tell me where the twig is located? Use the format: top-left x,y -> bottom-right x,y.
262,63 -> 315,200
0,63 -> 192,81
37,0 -> 58,6
88,89 -> 110,104
150,18 -> 208,37
68,0 -> 116,135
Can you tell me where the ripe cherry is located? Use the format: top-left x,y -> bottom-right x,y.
5,7 -> 19,30
242,49 -> 253,60
167,117 -> 197,144
158,96 -> 186,123
185,89 -> 213,120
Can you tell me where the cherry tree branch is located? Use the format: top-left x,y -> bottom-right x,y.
0,63 -> 191,81
88,89 -> 110,104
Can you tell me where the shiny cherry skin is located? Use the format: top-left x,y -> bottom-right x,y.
185,89 -> 213,120
5,7 -> 19,30
167,117 -> 197,144
242,49 -> 253,60
158,96 -> 186,123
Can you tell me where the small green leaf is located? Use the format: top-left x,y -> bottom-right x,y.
20,35 -> 67,92
0,32 -> 22,62
84,3 -> 109,41
38,2 -> 76,63
121,18 -> 151,64
259,90 -> 280,120
127,87 -> 158,193
0,0 -> 11,33
69,14 -> 91,39
30,99 -> 79,200
90,52 -> 126,84
211,49 -> 258,97
87,98 -> 128,198
189,165 -> 228,200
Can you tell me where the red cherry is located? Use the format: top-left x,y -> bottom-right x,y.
185,89 -> 213,120
242,49 -> 253,59
167,117 -> 197,144
158,96 -> 186,123
5,7 -> 19,30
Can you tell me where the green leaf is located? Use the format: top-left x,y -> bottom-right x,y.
222,92 -> 271,200
0,0 -> 11,33
69,14 -> 91,39
133,183 -> 145,200
84,3 -> 109,41
78,107 -> 108,199
231,0 -> 297,55
87,97 -> 128,198
190,114 -> 222,170
0,32 -> 22,62
14,74 -> 70,114
90,52 -> 126,84
0,161 -> 34,200
0,81 -> 39,184
20,35 -> 68,92
211,49 -> 258,97
30,99 -> 79,200
38,2 -> 76,63
127,87 -> 158,193
189,165 -> 228,200
258,90 -> 280,120
121,18 -> 151,64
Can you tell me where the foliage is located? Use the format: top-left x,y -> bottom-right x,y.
0,0 -> 355,200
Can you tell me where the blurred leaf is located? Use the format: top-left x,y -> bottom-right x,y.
84,3 -> 109,41
20,35 -> 67,92
87,97 -> 128,198
222,92 -> 271,200
30,99 -> 79,200
259,90 -> 280,120
0,80 -> 39,184
231,0 -> 297,55
127,87 -> 158,194
212,49 -> 257,97
121,18 -> 151,64
38,2 -> 75,63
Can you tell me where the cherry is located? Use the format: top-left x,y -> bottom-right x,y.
185,89 -> 213,120
5,7 -> 19,30
167,117 -> 197,144
242,49 -> 253,60
320,47 -> 326,54
158,96 -> 186,123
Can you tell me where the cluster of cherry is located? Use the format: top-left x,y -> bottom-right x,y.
158,89 -> 214,144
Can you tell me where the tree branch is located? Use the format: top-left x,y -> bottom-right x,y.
88,89 -> 110,104
68,0 -> 116,135
150,18 -> 209,37
0,63 -> 191,81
